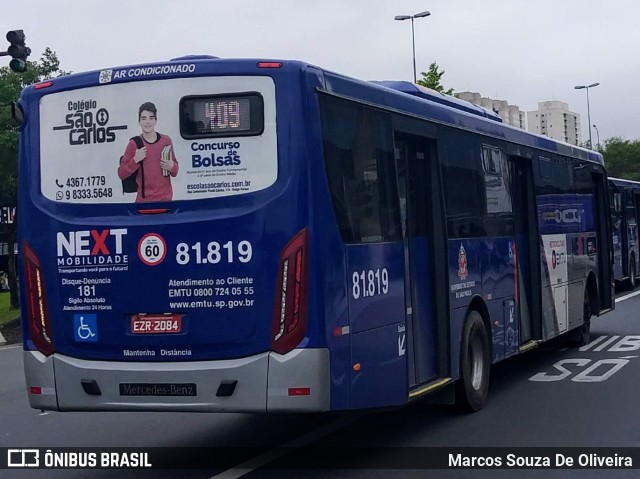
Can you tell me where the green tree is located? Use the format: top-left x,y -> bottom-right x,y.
416,62 -> 454,95
0,48 -> 68,308
600,137 -> 640,181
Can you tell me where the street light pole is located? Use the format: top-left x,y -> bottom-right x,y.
574,82 -> 599,149
592,124 -> 600,150
395,11 -> 431,83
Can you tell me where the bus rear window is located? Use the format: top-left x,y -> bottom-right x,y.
38,77 -> 277,204
180,93 -> 264,139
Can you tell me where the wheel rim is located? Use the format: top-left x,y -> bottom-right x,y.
469,331 -> 484,391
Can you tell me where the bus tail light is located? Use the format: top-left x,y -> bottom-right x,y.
257,62 -> 282,69
271,228 -> 309,354
23,243 -> 54,356
34,81 -> 53,90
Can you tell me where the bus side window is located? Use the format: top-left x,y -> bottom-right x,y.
440,138 -> 486,239
319,96 -> 401,244
613,193 -> 622,214
482,145 -> 513,237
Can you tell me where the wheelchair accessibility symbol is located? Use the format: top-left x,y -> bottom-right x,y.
74,314 -> 98,342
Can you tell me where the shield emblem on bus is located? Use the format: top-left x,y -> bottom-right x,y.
458,244 -> 468,280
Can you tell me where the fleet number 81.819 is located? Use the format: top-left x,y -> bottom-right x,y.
352,268 -> 389,299
176,241 -> 252,265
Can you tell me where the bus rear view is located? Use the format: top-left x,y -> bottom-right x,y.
18,58 -> 327,412
19,56 -> 613,415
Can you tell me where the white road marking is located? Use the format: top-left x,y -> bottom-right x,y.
592,335 -> 620,352
579,335 -> 608,351
615,290 -> 640,303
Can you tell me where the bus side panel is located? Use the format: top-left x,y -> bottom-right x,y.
311,221 -> 351,410
538,193 -> 598,339
479,237 -> 517,361
448,238 -> 482,378
448,239 -> 482,311
609,181 -> 624,282
347,244 -> 407,409
302,69 -> 354,411
612,224 -> 623,281
449,237 -> 516,365
408,236 -> 437,381
350,326 -> 407,408
449,307 -> 466,383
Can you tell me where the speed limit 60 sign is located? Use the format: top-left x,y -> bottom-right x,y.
138,233 -> 167,266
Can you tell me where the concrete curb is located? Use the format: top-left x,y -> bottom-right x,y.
0,331 -> 6,346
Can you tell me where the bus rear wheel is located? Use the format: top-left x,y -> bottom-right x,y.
569,290 -> 591,347
628,257 -> 637,290
457,311 -> 490,412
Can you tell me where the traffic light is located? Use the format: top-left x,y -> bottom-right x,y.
6,30 -> 31,72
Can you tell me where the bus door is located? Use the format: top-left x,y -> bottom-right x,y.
621,190 -> 631,277
629,189 -> 640,276
634,191 -> 640,238
394,133 -> 442,388
609,182 -> 623,281
594,170 -> 614,312
510,157 -> 541,343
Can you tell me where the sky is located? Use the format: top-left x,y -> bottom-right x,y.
8,0 -> 640,142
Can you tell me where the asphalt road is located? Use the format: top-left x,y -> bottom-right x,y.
2,291 -> 640,478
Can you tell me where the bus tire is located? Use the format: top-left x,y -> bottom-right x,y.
569,289 -> 592,347
628,257 -> 636,290
456,311 -> 490,412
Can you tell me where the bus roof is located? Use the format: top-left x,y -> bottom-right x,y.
370,81 -> 503,123
25,56 -> 605,166
320,70 -> 605,166
609,177 -> 640,188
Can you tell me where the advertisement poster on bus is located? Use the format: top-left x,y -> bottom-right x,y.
38,76 -> 277,204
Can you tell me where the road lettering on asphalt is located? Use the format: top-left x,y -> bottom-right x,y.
529,335 -> 640,383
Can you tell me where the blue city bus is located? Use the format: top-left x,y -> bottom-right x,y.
609,177 -> 640,290
16,56 -> 613,413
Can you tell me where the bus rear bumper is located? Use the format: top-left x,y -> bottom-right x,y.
23,349 -> 59,411
24,348 -> 329,413
267,347 -> 330,412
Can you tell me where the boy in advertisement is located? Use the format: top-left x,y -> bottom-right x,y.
117,102 -> 179,202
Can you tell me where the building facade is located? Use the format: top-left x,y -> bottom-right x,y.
456,91 -> 526,129
526,101 -> 581,146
